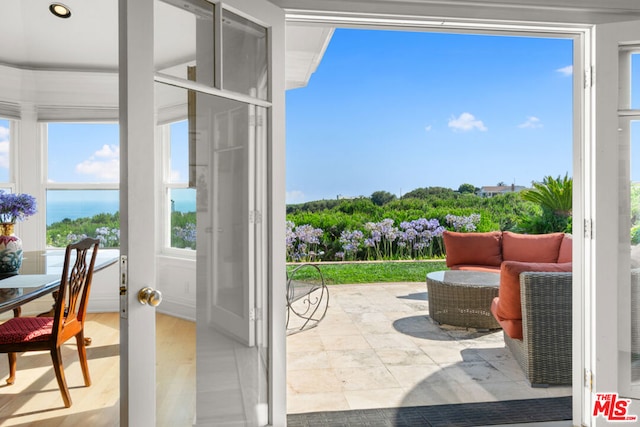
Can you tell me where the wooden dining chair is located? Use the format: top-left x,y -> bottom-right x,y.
0,237 -> 100,408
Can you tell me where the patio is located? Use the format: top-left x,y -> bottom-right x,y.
286,281 -> 571,414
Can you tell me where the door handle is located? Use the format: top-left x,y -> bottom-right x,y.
137,287 -> 163,307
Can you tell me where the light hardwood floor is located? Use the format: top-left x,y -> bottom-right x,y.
0,311 -> 196,427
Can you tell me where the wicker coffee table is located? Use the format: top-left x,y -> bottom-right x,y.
426,270 -> 501,329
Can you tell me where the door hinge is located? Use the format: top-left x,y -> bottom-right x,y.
249,210 -> 262,224
584,66 -> 594,89
249,307 -> 262,321
585,369 -> 593,391
584,218 -> 593,239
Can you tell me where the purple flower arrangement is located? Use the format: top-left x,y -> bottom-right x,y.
0,191 -> 37,224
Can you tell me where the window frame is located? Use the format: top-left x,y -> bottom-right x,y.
43,121 -> 120,248
158,120 -> 197,258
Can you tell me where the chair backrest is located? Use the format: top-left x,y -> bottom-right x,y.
52,238 -> 100,339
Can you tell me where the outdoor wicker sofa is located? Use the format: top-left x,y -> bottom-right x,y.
504,271 -> 572,386
442,231 -> 573,386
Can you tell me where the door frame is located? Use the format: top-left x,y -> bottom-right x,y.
285,10 -> 593,426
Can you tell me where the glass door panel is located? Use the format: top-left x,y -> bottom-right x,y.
222,9 -> 268,99
620,49 -> 640,400
153,0 -> 273,424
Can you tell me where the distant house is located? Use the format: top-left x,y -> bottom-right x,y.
477,184 -> 527,197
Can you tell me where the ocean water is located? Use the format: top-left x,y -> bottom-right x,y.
46,198 -> 196,225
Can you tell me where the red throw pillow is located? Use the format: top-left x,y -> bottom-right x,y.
502,231 -> 565,263
443,231 -> 502,267
557,234 -> 573,263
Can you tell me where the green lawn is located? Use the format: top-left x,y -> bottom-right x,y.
286,261 -> 448,285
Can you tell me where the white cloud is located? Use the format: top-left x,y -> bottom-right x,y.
94,144 -> 119,158
286,190 -> 305,204
518,116 -> 543,129
425,125 -> 432,132
75,144 -> 120,181
0,140 -> 8,169
0,125 -> 8,141
76,158 -> 119,181
170,169 -> 181,182
557,65 -> 573,76
448,112 -> 487,132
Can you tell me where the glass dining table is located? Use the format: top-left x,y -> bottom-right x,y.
0,248 -> 119,315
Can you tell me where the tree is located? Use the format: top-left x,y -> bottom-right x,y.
517,174 -> 572,234
402,186 -> 454,199
458,183 -> 477,194
521,174 -> 572,217
370,191 -> 396,206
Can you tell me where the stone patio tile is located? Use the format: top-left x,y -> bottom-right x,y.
333,366 -> 401,391
441,360 -> 513,384
287,350 -> 331,371
363,332 -> 420,350
320,334 -> 372,351
288,368 -> 344,394
343,388 -> 408,410
326,349 -> 385,369
374,348 -> 436,366
386,363 -> 449,388
287,392 -> 351,414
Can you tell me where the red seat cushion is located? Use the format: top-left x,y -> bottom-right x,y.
0,317 -> 54,344
491,297 -> 523,339
449,265 -> 501,273
492,261 -> 573,339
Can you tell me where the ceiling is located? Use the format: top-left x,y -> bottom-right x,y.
3,0 -> 640,86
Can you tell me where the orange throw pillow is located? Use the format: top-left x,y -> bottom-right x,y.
501,231 -> 565,263
443,231 -> 502,268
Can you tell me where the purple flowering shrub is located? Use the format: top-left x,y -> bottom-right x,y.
289,217 -> 447,262
286,221 -> 325,262
363,218 -> 398,259
398,218 -> 445,258
445,213 -> 481,232
361,218 -> 445,260
337,229 -> 364,261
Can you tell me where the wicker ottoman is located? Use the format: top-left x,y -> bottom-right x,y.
426,270 -> 501,329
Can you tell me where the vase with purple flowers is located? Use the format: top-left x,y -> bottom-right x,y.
0,192 -> 37,276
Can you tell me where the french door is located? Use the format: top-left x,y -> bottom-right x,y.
591,18 -> 640,427
120,0 -> 285,425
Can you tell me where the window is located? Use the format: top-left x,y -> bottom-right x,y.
46,122 -> 120,248
164,120 -> 196,251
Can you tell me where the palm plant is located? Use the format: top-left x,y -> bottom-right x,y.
521,174 -> 572,218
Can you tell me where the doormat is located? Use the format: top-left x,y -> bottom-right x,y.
287,396 -> 571,427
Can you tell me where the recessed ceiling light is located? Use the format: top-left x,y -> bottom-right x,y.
49,3 -> 71,19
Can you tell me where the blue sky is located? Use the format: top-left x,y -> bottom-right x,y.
285,29 -> 574,204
